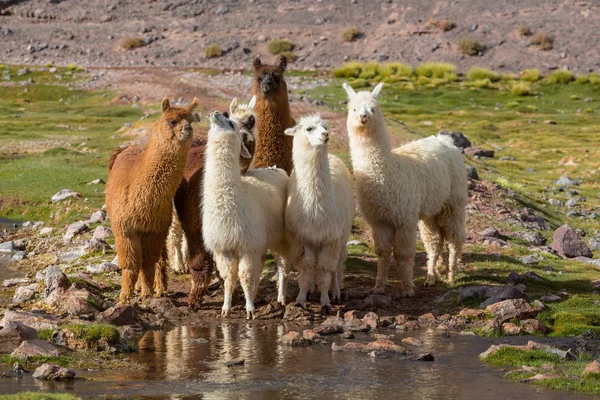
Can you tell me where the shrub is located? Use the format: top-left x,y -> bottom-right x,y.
341,27 -> 362,42
66,63 -> 78,71
348,78 -> 370,88
501,73 -> 517,83
520,68 -> 541,82
378,62 -> 413,78
588,73 -> 600,85
205,44 -> 222,58
358,61 -> 380,79
577,75 -> 589,84
458,38 -> 483,56
473,79 -> 495,89
416,62 -> 456,79
279,51 -> 297,63
333,61 -> 363,78
518,26 -> 532,36
506,101 -> 520,108
546,69 -> 574,84
119,37 -> 145,50
268,39 -> 293,54
439,19 -> 455,31
467,67 -> 500,82
530,33 -> 553,50
510,81 -> 532,96
63,324 -> 120,344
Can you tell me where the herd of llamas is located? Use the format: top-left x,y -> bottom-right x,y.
106,55 -> 468,318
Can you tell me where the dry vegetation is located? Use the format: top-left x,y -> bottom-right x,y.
341,27 -> 362,42
268,39 -> 293,55
119,37 -> 145,50
458,38 -> 483,56
204,44 -> 223,59
530,32 -> 554,50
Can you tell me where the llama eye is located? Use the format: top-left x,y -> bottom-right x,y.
306,127 -> 313,132
169,120 -> 178,128
353,109 -> 356,112
370,108 -> 374,113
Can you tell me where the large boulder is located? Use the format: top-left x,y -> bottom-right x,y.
101,305 -> 139,326
44,266 -> 70,303
12,283 -> 38,304
11,339 -> 60,358
1,311 -> 60,331
0,321 -> 38,353
485,299 -> 540,323
32,363 -> 75,380
551,224 -> 593,258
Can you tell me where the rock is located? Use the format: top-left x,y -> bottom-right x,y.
464,147 -> 494,158
401,337 -> 423,346
480,228 -> 500,238
224,358 -> 245,367
589,238 -> 600,251
58,246 -> 87,262
485,299 -> 539,322
11,251 -> 26,261
551,224 -> 592,258
362,312 -> 381,329
89,210 -> 107,223
342,331 -> 355,339
57,287 -> 100,316
51,189 -> 81,202
87,178 -> 105,185
519,209 -> 551,231
101,305 -> 138,326
0,241 -> 17,253
12,283 -> 38,304
502,322 -> 522,335
32,364 -> 75,380
548,199 -> 562,206
17,68 -> 29,76
554,176 -> 578,186
466,165 -> 479,180
361,294 -> 391,310
282,330 -> 324,346
0,321 -> 38,353
365,339 -> 406,354
540,294 -> 563,302
574,257 -> 600,268
84,238 -> 111,252
44,265 -> 70,303
520,319 -> 549,334
482,319 -> 501,334
283,304 -> 311,320
582,360 -> 600,377
437,284 -> 527,308
438,130 -> 471,149
11,340 -> 60,358
518,231 -> 547,246
93,226 -> 113,240
63,221 -> 89,243
2,277 -> 33,287
87,262 -> 118,275
1,311 -> 59,331
415,353 -> 435,361
396,320 -> 420,331
417,313 -> 436,326
216,5 -> 229,14
565,198 -> 578,208
459,308 -> 487,319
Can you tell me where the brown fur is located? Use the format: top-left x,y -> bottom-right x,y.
251,55 -> 295,174
106,98 -> 198,304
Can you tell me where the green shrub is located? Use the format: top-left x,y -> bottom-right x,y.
37,329 -> 54,341
268,39 -> 293,54
204,44 -> 222,58
279,51 -> 297,63
588,73 -> 600,85
458,38 -> 483,56
358,61 -> 380,79
416,62 -> 456,79
119,37 -> 145,50
348,78 -> 370,88
518,26 -> 532,36
520,68 -> 541,82
511,81 -> 532,96
66,63 -> 78,71
341,27 -> 362,42
467,67 -> 500,82
333,61 -> 363,78
577,75 -> 589,84
530,32 -> 553,50
500,73 -> 517,83
473,79 -> 495,89
546,69 -> 574,84
506,101 -> 520,108
378,62 -> 413,78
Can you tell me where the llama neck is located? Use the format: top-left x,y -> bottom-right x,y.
204,134 -> 242,197
348,115 -> 392,175
138,128 -> 187,195
292,143 -> 332,199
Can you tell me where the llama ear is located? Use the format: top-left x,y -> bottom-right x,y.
372,82 -> 384,98
230,98 -> 238,115
279,55 -> 287,72
253,57 -> 262,70
187,97 -> 199,112
161,98 -> 171,113
240,141 -> 252,159
247,95 -> 257,110
342,83 -> 356,99
284,126 -> 297,136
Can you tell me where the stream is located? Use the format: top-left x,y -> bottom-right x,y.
0,321 -> 592,399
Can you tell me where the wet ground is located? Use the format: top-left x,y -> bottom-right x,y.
0,321 -> 592,399
0,218 -> 22,282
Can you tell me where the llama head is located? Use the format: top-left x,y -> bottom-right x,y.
160,97 -> 199,142
343,82 -> 384,133
285,114 -> 329,148
208,111 -> 252,159
229,96 -> 258,164
252,56 -> 288,98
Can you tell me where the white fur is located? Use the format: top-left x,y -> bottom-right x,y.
344,82 -> 468,295
202,112 -> 289,319
284,115 -> 354,310
166,203 -> 189,273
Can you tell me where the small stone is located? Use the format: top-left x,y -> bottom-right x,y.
415,353 -> 435,361
401,337 -> 423,346
582,360 -> 600,377
87,262 -> 118,274
89,210 -> 107,223
0,241 -> 16,253
342,331 -> 354,339
554,176 -> 578,186
87,178 -> 105,185
44,265 -> 69,303
464,147 -> 494,158
502,322 -> 522,335
520,319 -> 549,335
417,313 -> 436,326
480,228 -> 500,238
224,358 -> 245,367
466,165 -> 479,180
2,278 -> 32,287
12,284 -> 38,304
39,227 -> 54,236
101,305 -> 138,326
11,251 -> 26,261
32,363 -> 75,380
51,189 -> 80,202
63,221 -> 89,243
459,308 -> 486,319
362,312 -> 381,329
518,231 -> 547,247
485,298 -> 539,322
93,225 -> 113,240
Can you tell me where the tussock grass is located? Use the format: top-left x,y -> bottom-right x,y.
341,27 -> 362,42
520,68 -> 541,82
530,32 -> 553,50
333,61 -> 412,80
378,62 -> 413,78
518,26 -> 532,36
510,81 -> 533,96
279,51 -> 297,63
268,39 -> 293,54
415,62 -> 456,80
204,44 -> 222,58
546,69 -> 575,84
467,67 -> 500,82
458,38 -> 483,56
119,37 -> 145,50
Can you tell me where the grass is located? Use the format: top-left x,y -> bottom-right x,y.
0,394 -> 81,400
119,37 -> 145,50
467,67 -> 500,82
0,354 -> 74,368
484,347 -> 600,395
279,51 -> 297,63
518,26 -> 532,36
458,38 -> 483,56
204,44 -> 222,58
530,32 -> 553,50
62,323 -> 120,344
37,329 -> 54,340
546,69 -> 575,84
415,62 -> 456,80
510,81 -> 533,96
333,61 -> 412,81
520,68 -> 541,82
268,39 -> 293,55
539,294 -> 600,336
341,27 -> 362,42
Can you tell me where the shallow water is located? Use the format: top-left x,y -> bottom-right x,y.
0,321 -> 592,399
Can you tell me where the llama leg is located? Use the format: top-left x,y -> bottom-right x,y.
273,251 -> 288,305
332,247 -> 347,303
140,233 -> 166,300
215,251 -> 238,317
441,207 -> 466,284
238,252 -> 262,320
154,245 -> 169,297
371,224 -> 394,294
295,246 -> 316,306
181,231 -> 190,272
418,219 -> 443,287
115,234 -> 142,304
393,226 -> 417,297
316,244 -> 339,313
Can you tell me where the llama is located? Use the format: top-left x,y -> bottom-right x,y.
202,111 -> 289,319
106,98 -> 198,303
284,115 -> 354,313
229,95 -> 258,174
172,97 -> 258,309
251,55 -> 295,174
343,82 -> 467,295
166,205 -> 189,274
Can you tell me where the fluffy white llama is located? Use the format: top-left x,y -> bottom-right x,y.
202,111 -> 289,319
343,82 -> 467,295
284,115 -> 354,312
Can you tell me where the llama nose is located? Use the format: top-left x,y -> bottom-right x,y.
324,132 -> 329,143
360,114 -> 368,124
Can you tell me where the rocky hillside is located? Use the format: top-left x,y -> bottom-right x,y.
0,0 -> 598,73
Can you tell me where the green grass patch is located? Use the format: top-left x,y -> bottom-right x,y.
539,295 -> 600,336
37,329 -> 54,341
0,354 -> 74,368
467,67 -> 500,82
268,39 -> 293,55
0,393 -> 81,400
415,62 -> 456,80
62,323 -> 120,344
520,68 -> 541,82
546,69 -> 575,85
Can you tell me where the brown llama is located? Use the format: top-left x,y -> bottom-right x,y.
173,98 -> 258,309
251,55 -> 295,175
106,98 -> 198,303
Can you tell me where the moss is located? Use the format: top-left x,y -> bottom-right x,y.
458,38 -> 483,56
62,323 -> 120,344
37,329 -> 54,341
204,44 -> 222,58
119,37 -> 145,50
467,67 -> 500,82
341,27 -> 362,42
538,294 -> 600,336
268,39 -> 293,54
546,69 -> 575,84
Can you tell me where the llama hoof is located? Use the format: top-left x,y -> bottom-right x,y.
424,277 -> 436,287
220,309 -> 230,318
399,289 -> 415,298
372,286 -> 385,295
277,296 -> 286,306
320,305 -> 333,315
246,311 -> 256,320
